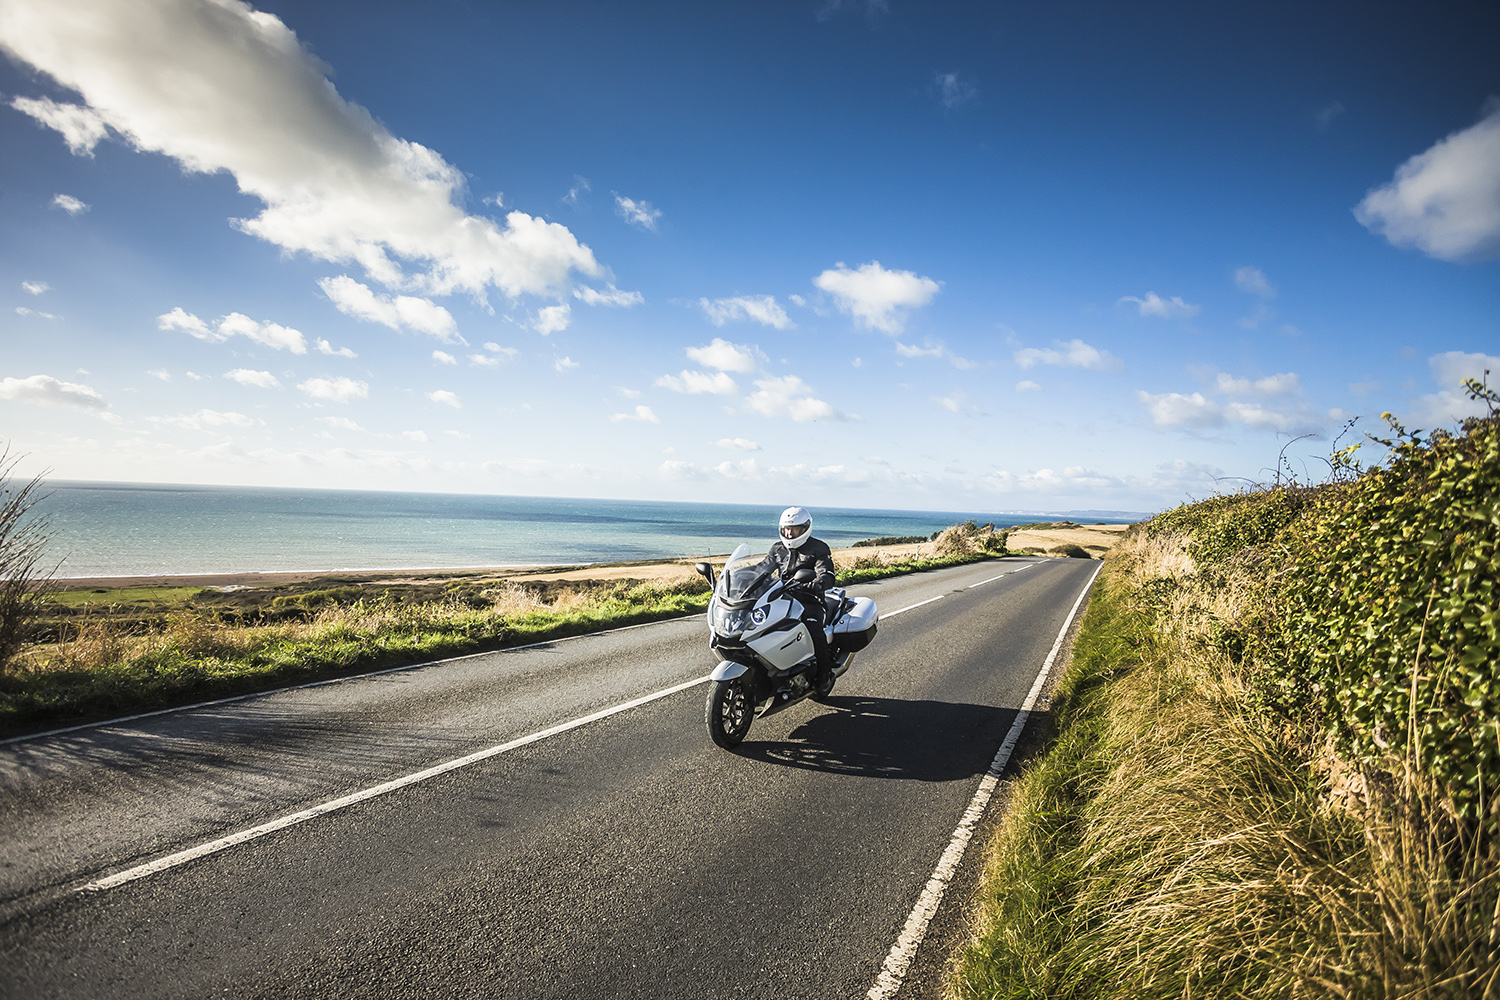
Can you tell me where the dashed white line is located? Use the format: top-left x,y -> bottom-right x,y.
82,674 -> 711,892
866,561 -> 1101,1000
965,562 -> 1036,589
879,594 -> 945,620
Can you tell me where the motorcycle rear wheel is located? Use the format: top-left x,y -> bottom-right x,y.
706,677 -> 754,748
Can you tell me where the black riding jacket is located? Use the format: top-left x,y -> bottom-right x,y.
767,537 -> 836,592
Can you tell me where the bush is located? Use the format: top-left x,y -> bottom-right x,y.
0,450 -> 58,669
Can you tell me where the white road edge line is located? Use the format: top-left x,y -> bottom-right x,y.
81,674 -> 711,893
866,560 -> 1102,1000
879,594 -> 944,620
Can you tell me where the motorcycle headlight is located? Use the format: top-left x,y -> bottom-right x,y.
713,605 -> 748,634
750,607 -> 767,626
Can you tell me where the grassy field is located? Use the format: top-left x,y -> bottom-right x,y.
947,407 -> 1499,999
0,521 -> 1013,736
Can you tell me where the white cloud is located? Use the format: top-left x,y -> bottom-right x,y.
813,260 -> 940,334
1016,380 -> 1042,392
573,284 -> 643,307
685,337 -> 759,373
298,376 -> 368,403
617,387 -> 642,399
533,303 -> 571,335
154,408 -> 261,430
146,368 -> 171,381
933,390 -> 979,415
1234,266 -> 1275,298
699,295 -> 792,329
789,293 -> 807,307
554,356 -> 579,372
934,71 -> 977,109
1215,372 -> 1300,396
655,370 -> 739,395
1355,101 -> 1500,262
614,194 -> 661,231
746,375 -> 841,422
318,276 -> 459,342
432,351 -> 456,365
426,389 -> 461,408
468,353 -> 501,367
1138,391 -> 1223,429
610,405 -> 660,423
1,373 -> 108,412
11,95 -> 109,154
158,307 -> 307,353
402,430 -> 429,442
14,306 -> 57,320
894,339 -> 979,368
225,368 -> 280,389
3,0 -> 603,298
51,193 -> 88,215
320,416 -> 362,431
1412,350 -> 1500,424
21,280 -> 49,295
1013,338 -> 1122,372
562,175 -> 590,207
1120,291 -> 1199,319
714,437 -> 760,451
316,338 -> 356,358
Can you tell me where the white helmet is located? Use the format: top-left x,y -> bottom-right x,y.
778,506 -> 813,549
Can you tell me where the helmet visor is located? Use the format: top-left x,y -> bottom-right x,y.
780,522 -> 810,541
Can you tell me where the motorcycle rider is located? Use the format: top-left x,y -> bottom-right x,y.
767,506 -> 837,692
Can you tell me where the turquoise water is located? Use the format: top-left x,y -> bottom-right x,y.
35,481 -> 1128,578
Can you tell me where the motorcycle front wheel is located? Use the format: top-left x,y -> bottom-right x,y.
705,676 -> 754,748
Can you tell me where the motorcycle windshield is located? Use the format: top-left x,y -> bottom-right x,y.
719,544 -> 776,604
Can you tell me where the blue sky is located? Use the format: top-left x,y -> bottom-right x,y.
2,0 -> 1497,514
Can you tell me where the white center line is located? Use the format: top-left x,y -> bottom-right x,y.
878,594 -> 944,620
965,561 -> 1035,589
866,561 -> 1101,1000
82,674 -> 711,893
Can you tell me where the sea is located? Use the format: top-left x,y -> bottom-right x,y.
33,481 -> 1139,579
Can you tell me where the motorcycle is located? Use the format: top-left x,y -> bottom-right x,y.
694,544 -> 879,748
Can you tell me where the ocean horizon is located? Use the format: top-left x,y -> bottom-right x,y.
32,480 -> 1143,579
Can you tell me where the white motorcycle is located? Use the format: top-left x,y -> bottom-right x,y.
694,544 -> 879,748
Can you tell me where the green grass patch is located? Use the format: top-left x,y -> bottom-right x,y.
46,585 -> 204,607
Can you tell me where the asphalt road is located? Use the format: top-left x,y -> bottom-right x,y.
0,556 -> 1098,999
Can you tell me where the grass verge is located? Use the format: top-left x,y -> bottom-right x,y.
1,545 -> 1002,737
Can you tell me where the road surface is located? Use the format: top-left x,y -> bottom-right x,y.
0,556 -> 1097,999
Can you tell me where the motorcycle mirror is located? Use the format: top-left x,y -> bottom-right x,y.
792,568 -> 815,584
694,562 -> 716,585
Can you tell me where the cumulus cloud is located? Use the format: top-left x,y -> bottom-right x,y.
1412,350 -> 1500,424
699,295 -> 792,329
573,284 -> 643,307
533,303 -> 570,335
1234,266 -> 1275,298
933,390 -> 980,415
159,307 -> 308,353
745,375 -> 842,422
0,373 -> 108,411
1,0 -> 603,297
813,261 -> 940,334
14,306 -> 57,320
686,338 -> 759,373
1120,291 -> 1199,319
316,338 -> 356,358
320,416 -> 362,431
1013,338 -> 1122,372
656,370 -> 738,395
426,389 -> 461,408
895,339 -> 979,368
224,368 -> 280,388
553,356 -> 578,372
562,175 -> 590,207
1016,380 -> 1041,392
1139,388 -> 1321,434
11,94 -> 109,154
714,437 -> 760,451
1138,391 -> 1224,429
614,194 -> 661,231
21,280 -> 49,295
432,351 -> 456,365
318,276 -> 459,341
610,405 -> 660,423
51,193 -> 87,215
1355,100 -> 1500,262
1215,372 -> 1300,396
299,376 -> 368,403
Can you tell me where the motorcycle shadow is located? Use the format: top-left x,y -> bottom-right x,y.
730,695 -> 1032,782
